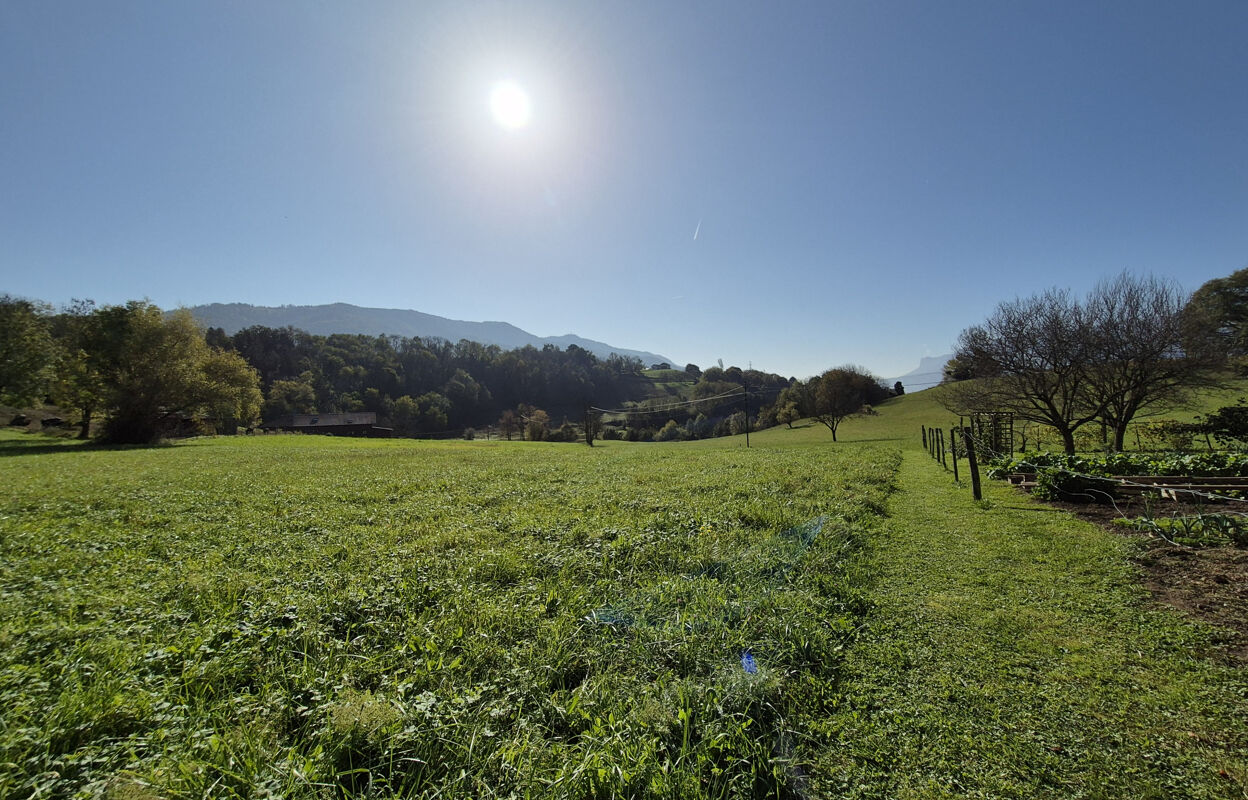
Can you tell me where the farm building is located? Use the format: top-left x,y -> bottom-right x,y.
262,412 -> 392,437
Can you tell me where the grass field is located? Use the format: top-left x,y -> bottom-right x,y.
0,432 -> 897,798
2,388 -> 1246,798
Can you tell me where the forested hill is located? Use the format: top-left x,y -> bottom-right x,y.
187,303 -> 676,368
208,324 -> 793,440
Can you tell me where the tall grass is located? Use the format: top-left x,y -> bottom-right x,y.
0,433 -> 897,798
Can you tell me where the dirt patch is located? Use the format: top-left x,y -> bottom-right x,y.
1030,493 -> 1248,664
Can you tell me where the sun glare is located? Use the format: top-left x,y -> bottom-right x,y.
489,80 -> 532,130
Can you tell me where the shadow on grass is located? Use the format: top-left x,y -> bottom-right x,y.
1001,505 -> 1065,512
0,435 -> 174,458
840,436 -> 908,444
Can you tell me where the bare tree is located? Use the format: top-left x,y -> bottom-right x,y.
946,277 -> 1222,454
1084,272 -> 1220,451
582,406 -> 602,446
943,289 -> 1102,454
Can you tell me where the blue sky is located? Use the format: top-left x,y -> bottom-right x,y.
3,1 -> 1246,384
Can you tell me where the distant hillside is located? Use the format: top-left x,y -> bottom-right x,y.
187,302 -> 677,367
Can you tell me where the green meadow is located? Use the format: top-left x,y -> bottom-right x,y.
2,390 -> 1246,798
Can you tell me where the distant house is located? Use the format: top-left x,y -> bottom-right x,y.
262,412 -> 392,437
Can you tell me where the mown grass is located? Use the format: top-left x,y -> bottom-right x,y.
704,392 -> 1248,797
0,431 -> 896,798
818,447 -> 1248,798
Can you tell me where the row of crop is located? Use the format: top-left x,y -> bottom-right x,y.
985,451 -> 1248,479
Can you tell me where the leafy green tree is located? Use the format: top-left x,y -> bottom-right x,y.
684,413 -> 714,439
701,366 -> 725,383
655,419 -> 684,442
941,356 -> 974,383
524,408 -> 550,441
263,379 -> 317,420
1183,266 -> 1248,362
548,420 -> 580,442
199,348 -> 263,433
776,401 -> 801,428
391,395 -> 422,436
443,369 -> 490,428
812,366 -> 882,442
414,392 -> 451,432
498,409 -> 519,440
1202,402 -> 1248,448
777,384 -> 813,418
392,393 -> 451,436
583,407 -> 603,446
91,303 -> 262,443
0,295 -> 55,406
49,300 -> 105,438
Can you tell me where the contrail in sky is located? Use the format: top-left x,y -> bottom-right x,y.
693,218 -> 702,240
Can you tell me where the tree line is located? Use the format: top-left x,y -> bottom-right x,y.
209,323 -> 650,437
2,296 -> 904,445
940,269 -> 1247,454
0,299 -> 261,444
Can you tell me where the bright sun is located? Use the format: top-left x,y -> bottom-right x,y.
489,80 -> 532,130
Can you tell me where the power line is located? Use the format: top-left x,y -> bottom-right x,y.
590,388 -> 745,416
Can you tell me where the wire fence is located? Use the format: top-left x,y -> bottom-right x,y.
921,421 -> 1248,519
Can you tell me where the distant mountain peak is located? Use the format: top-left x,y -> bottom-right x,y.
886,353 -> 952,391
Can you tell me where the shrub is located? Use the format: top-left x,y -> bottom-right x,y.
1137,419 -> 1202,451
1030,468 -> 1119,503
1204,402 -> 1248,449
654,419 -> 684,442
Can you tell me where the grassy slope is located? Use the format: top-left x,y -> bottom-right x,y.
743,388 -> 1248,797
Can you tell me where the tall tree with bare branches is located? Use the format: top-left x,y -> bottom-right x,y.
946,276 -> 1220,454
1084,272 -> 1220,451
943,288 -> 1102,455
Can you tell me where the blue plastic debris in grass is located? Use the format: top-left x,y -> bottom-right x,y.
741,649 -> 758,674
585,606 -> 635,627
781,515 -> 826,547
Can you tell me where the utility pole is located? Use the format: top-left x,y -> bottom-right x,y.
743,377 -> 750,448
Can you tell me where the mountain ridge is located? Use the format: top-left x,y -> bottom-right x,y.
886,354 -> 952,391
187,302 -> 678,368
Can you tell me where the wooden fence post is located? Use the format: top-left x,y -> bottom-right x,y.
949,427 -> 959,482
963,427 -> 982,501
